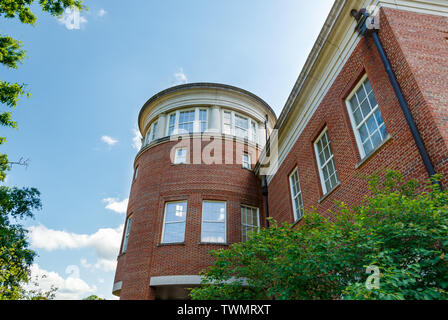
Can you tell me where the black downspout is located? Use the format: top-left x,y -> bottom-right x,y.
351,9 -> 440,188
263,114 -> 270,228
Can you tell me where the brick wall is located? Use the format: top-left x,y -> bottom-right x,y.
268,8 -> 448,225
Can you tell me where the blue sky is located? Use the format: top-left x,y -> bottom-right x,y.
1,0 -> 334,299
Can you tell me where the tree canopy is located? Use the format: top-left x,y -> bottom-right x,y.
0,0 -> 85,300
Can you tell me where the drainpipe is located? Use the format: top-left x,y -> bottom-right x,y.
350,9 -> 440,188
263,114 -> 270,228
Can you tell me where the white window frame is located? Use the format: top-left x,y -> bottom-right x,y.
242,153 -> 251,169
221,109 -> 258,143
241,205 -> 259,242
346,74 -> 387,159
121,215 -> 133,254
289,167 -> 304,221
314,128 -> 339,195
161,201 -> 187,244
166,107 -> 209,136
174,147 -> 188,164
201,200 -> 227,244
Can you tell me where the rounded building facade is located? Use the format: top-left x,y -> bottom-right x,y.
113,83 -> 276,300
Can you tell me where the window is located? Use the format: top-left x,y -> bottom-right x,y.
199,109 -> 208,133
223,111 -> 232,135
178,110 -> 195,134
222,110 -> 258,142
314,129 -> 338,195
174,147 -> 187,164
242,153 -> 251,169
235,114 -> 249,139
241,206 -> 259,242
346,76 -> 388,158
162,201 -> 187,244
201,201 -> 226,243
121,215 -> 133,253
168,113 -> 176,136
289,168 -> 304,221
151,121 -> 158,141
251,121 -> 257,143
166,108 -> 209,136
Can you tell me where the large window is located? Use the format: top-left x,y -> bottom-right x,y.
201,201 -> 226,243
121,215 -> 133,254
314,129 -> 338,195
241,205 -> 259,242
346,76 -> 387,158
166,108 -> 209,136
222,110 -> 258,143
289,168 -> 304,221
162,201 -> 187,244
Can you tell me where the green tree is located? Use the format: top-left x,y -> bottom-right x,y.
82,295 -> 106,300
189,171 -> 448,300
0,0 -> 86,300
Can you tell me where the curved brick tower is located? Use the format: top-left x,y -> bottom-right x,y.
113,83 -> 276,300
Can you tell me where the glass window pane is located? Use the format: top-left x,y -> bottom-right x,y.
163,222 -> 186,243
368,91 -> 378,108
371,131 -> 382,149
356,86 -> 366,103
364,79 -> 373,94
360,98 -> 371,118
374,109 -> 384,126
363,140 -> 374,155
353,108 -> 363,126
165,202 -> 187,222
203,202 -> 226,222
366,115 -> 378,134
359,123 -> 369,143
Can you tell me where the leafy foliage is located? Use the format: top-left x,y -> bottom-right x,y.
190,171 -> 448,300
0,0 -> 87,300
0,186 -> 42,299
82,295 -> 106,300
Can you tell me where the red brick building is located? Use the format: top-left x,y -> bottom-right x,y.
113,0 -> 448,299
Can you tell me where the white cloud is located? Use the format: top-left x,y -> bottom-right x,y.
25,264 -> 96,300
101,135 -> 118,146
58,7 -> 87,30
132,128 -> 142,150
28,224 -> 124,272
103,197 -> 128,214
173,68 -> 188,85
98,8 -> 107,17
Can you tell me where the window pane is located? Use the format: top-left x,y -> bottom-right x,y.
360,98 -> 371,118
165,202 -> 187,222
168,114 -> 176,135
203,201 -> 226,221
359,124 -> 369,142
366,115 -> 377,134
163,222 -> 186,243
356,86 -> 366,104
